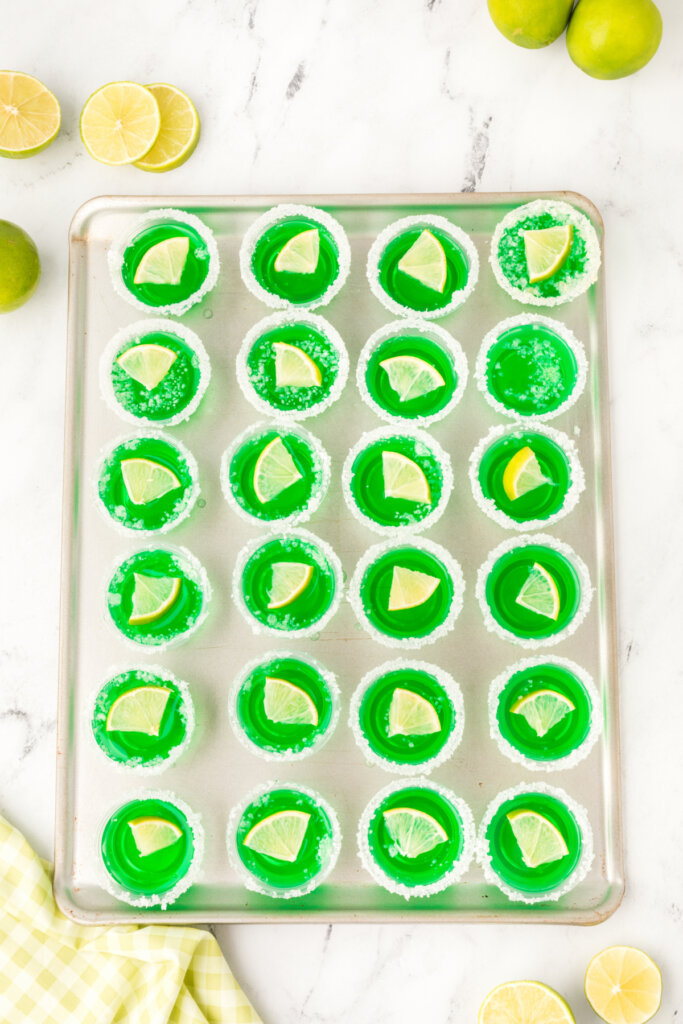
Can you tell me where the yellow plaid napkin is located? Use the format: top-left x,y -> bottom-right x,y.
0,816 -> 262,1024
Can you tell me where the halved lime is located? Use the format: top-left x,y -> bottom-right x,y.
383,806 -> 448,858
105,686 -> 172,735
397,230 -> 447,293
243,809 -> 311,862
134,83 -> 200,173
388,565 -> 440,611
479,981 -> 575,1024
120,458 -> 181,505
382,451 -> 431,504
80,81 -> 160,166
584,946 -> 662,1024
129,573 -> 181,625
274,228 -> 320,274
506,808 -> 569,868
263,676 -> 319,726
129,816 -> 183,857
511,689 -> 575,737
117,343 -> 177,390
387,687 -> 440,737
523,224 -> 574,284
133,236 -> 190,286
0,71 -> 61,159
253,437 -> 303,504
267,561 -> 313,609
502,446 -> 548,501
379,355 -> 446,403
274,342 -> 322,388
515,563 -> 560,621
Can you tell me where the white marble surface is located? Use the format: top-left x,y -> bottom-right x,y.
3,0 -> 683,1020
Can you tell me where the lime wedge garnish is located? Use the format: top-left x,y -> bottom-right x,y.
523,225 -> 574,284
382,450 -> 431,504
585,946 -> 662,1024
515,562 -> 560,621
253,437 -> 303,504
397,230 -> 447,293
502,446 -> 548,501
506,809 -> 569,868
479,981 -> 575,1024
267,561 -> 313,609
120,458 -> 181,505
133,236 -> 190,286
379,355 -> 446,403
273,228 -> 320,274
79,81 -> 160,166
387,687 -> 440,737
273,342 -> 322,388
511,689 -> 575,737
105,686 -> 172,735
382,807 -> 448,858
388,565 -> 440,611
264,676 -> 319,726
243,809 -> 311,862
129,573 -> 181,625
0,71 -> 61,158
117,343 -> 177,390
129,817 -> 183,857
133,83 -> 200,173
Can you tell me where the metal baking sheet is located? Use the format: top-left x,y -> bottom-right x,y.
55,193 -> 623,923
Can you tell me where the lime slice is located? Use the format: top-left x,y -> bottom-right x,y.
379,355 -> 446,403
511,689 -> 575,737
388,565 -> 440,612
263,676 -> 319,726
515,562 -> 561,621
274,342 -> 322,388
506,809 -> 569,868
397,229 -> 447,293
129,573 -> 181,625
243,809 -> 311,862
133,83 -> 200,173
129,817 -> 183,857
253,436 -> 303,504
523,224 -> 574,284
117,343 -> 177,390
120,458 -> 181,505
79,81 -> 160,166
382,451 -> 431,504
382,807 -> 448,858
502,446 -> 548,501
105,686 -> 172,735
387,687 -> 440,736
133,236 -> 190,286
267,562 -> 313,609
479,981 -> 575,1024
0,71 -> 61,159
273,228 -> 320,274
585,947 -> 662,1024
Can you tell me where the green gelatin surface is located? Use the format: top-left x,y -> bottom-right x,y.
364,333 -> 459,420
107,549 -> 206,646
251,217 -> 340,305
98,436 -> 195,532
485,544 -> 581,640
229,429 -> 323,522
110,331 -> 204,422
121,222 -> 211,308
497,212 -> 588,300
496,663 -> 593,762
378,227 -> 470,313
101,797 -> 196,896
240,537 -> 337,633
361,547 -> 454,640
485,322 -> 579,417
478,432 -> 572,523
349,435 -> 445,529
92,670 -> 189,768
245,322 -> 340,414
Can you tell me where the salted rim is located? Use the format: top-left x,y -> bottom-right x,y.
227,649 -> 341,763
347,537 -> 465,650
475,533 -> 593,649
239,203 -> 351,311
104,544 -> 212,653
468,422 -> 586,532
232,528 -> 344,640
220,420 -> 332,529
235,310 -> 350,422
366,214 -> 480,320
356,318 -> 469,427
489,200 -> 601,307
99,318 -> 211,428
94,430 -> 200,537
98,789 -> 205,909
349,658 -> 465,776
357,777 -> 476,899
487,655 -> 603,773
226,781 -> 341,899
87,665 -> 196,775
474,313 -> 589,423
108,208 -> 220,317
475,781 -> 594,905
341,425 -> 454,537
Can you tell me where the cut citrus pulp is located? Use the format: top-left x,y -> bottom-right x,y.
133,236 -> 190,286
382,806 -> 448,858
388,565 -> 440,611
120,458 -> 181,505
128,573 -> 181,625
387,687 -> 440,736
243,809 -> 311,862
506,808 -> 569,868
80,81 -> 160,165
382,450 -> 431,504
267,562 -> 313,609
253,436 -> 303,504
379,354 -> 446,403
523,225 -> 574,284
117,343 -> 177,390
511,689 -> 575,737
502,446 -> 548,501
273,342 -> 322,388
105,686 -> 172,735
397,229 -> 447,293
134,83 -> 199,173
263,676 -> 319,726
274,228 -> 320,274
129,816 -> 183,857
478,980 -> 575,1024
584,946 -> 662,1024
0,71 -> 60,158
515,562 -> 560,621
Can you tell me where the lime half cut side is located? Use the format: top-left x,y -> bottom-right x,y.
383,807 -> 448,858
506,809 -> 569,868
120,458 -> 182,505
387,687 -> 440,736
397,230 -> 447,293
388,565 -> 440,611
274,342 -> 322,388
382,451 -> 431,504
264,676 -> 319,726
523,225 -> 574,284
267,561 -> 313,609
133,236 -> 190,286
129,573 -> 181,625
134,83 -> 200,173
117,343 -> 177,390
80,81 -> 160,166
584,946 -> 662,1024
479,981 -> 575,1024
274,228 -> 320,275
502,446 -> 548,501
0,71 -> 61,158
129,817 -> 183,857
243,809 -> 311,862
105,686 -> 172,735
515,562 -> 560,621
253,436 -> 303,504
379,355 -> 446,403
511,689 -> 575,737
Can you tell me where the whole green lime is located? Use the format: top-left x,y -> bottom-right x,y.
487,0 -> 574,48
567,0 -> 663,79
0,220 -> 41,312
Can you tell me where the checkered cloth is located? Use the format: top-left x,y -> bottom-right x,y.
0,816 -> 262,1024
